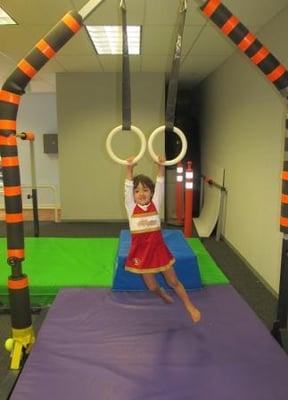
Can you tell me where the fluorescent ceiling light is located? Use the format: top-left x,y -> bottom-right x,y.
86,25 -> 141,55
0,7 -> 16,25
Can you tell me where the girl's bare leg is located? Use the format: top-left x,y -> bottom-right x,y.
163,267 -> 201,322
143,273 -> 174,304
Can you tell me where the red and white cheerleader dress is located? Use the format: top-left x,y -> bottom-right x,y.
124,176 -> 175,274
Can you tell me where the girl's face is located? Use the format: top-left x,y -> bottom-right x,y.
133,182 -> 152,206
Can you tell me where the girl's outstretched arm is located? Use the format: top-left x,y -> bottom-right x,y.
153,155 -> 165,211
156,155 -> 165,177
126,157 -> 136,181
125,157 -> 136,216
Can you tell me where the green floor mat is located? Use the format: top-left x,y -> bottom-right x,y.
187,238 -> 229,285
0,237 -> 119,304
0,237 -> 228,305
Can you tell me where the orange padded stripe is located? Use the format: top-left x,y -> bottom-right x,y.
0,120 -> 16,130
0,90 -> 20,105
0,135 -> 17,146
36,39 -> 56,59
282,171 -> 288,181
17,59 -> 37,78
202,0 -> 220,17
4,186 -> 21,197
282,194 -> 288,204
238,32 -> 256,52
1,156 -> 19,167
8,277 -> 28,290
221,15 -> 239,35
251,47 -> 269,65
5,213 -> 23,223
8,248 -> 24,259
280,216 -> 288,227
62,13 -> 81,33
267,64 -> 286,82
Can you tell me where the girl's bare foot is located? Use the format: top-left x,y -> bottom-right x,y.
187,306 -> 201,323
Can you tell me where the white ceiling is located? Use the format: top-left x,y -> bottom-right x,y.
0,0 -> 288,92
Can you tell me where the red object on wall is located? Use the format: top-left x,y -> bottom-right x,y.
184,161 -> 193,237
176,162 -> 184,224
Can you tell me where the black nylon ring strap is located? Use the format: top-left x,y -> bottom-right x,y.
121,0 -> 131,131
165,0 -> 187,132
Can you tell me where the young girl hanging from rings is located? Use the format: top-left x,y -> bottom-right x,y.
124,155 -> 201,323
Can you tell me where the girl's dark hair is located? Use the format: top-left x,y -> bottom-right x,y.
133,174 -> 155,194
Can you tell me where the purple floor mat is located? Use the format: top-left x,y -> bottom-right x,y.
11,285 -> 288,400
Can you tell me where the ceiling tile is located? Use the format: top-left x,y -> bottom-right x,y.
186,0 -> 207,26
0,25 -> 38,61
141,54 -> 170,72
0,0 -> 287,92
1,0 -> 74,25
182,25 -> 207,55
223,0 -> 288,32
57,29 -> 95,56
73,0 -> 145,25
181,54 -> 229,75
141,25 -> 175,55
142,25 -> 204,57
144,0 -> 179,25
188,26 -> 235,56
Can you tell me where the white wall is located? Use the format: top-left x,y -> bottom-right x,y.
199,8 -> 288,293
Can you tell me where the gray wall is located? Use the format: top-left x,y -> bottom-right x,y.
56,72 -> 165,220
199,8 -> 288,293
